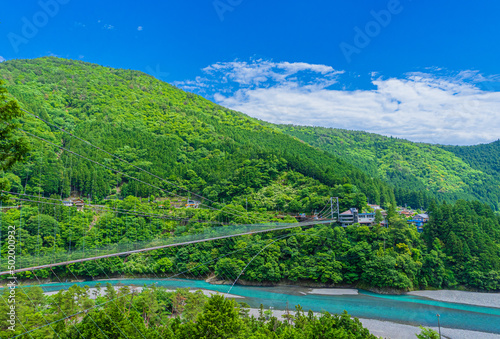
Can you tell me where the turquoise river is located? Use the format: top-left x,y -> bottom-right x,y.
19,279 -> 500,335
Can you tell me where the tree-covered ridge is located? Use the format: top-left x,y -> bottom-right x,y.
0,57 -> 396,210
424,200 -> 500,290
0,79 -> 30,198
442,140 -> 500,178
279,125 -> 500,210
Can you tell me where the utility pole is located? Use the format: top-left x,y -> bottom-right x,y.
285,300 -> 290,325
437,314 -> 441,339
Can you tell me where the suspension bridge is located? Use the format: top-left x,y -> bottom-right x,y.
0,219 -> 335,276
0,103 -> 339,277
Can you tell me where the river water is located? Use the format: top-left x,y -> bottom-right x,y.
27,278 -> 500,335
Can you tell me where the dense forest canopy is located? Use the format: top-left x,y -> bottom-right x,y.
0,78 -> 30,199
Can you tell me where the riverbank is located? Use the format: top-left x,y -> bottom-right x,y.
15,278 -> 500,336
247,308 -> 500,339
205,276 -> 500,296
8,276 -> 500,307
41,283 -> 500,338
45,285 -> 244,299
407,290 -> 500,309
7,273 -> 500,297
11,277 -> 500,309
206,276 -> 405,294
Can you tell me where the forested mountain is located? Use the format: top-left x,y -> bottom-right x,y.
3,57 -> 498,212
0,58 -> 499,293
279,126 -> 500,210
0,57 -> 396,213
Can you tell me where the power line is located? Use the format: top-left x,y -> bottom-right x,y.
5,227 -> 341,339
13,125 -> 263,223
15,104 -> 263,223
2,190 -> 224,224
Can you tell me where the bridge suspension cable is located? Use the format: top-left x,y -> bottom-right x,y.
2,228 -> 343,339
0,219 -> 333,276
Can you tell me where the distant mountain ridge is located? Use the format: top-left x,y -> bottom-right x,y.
279,125 -> 500,210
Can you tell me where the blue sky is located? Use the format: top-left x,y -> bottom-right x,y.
1,0 -> 500,145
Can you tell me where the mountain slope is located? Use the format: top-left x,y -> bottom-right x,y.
442,140 -> 500,177
279,125 -> 500,210
2,57 -> 497,212
0,57 -> 396,212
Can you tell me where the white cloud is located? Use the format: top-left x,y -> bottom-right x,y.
0,56 -> 5,62
103,24 -> 114,30
137,26 -> 143,31
201,59 -> 342,87
177,60 -> 500,145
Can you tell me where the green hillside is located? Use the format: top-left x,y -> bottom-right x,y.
442,140 -> 500,177
279,125 -> 500,210
0,57 -> 396,212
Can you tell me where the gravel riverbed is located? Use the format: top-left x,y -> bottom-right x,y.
407,290 -> 500,309
247,308 -> 500,339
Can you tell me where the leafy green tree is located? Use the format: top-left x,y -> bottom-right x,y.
0,79 -> 29,171
0,79 -> 29,202
416,326 -> 440,339
194,294 -> 242,338
375,209 -> 384,224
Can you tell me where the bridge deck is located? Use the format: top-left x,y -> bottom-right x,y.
0,220 -> 334,276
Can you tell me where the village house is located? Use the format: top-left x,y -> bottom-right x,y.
408,213 -> 429,232
398,210 -> 413,218
339,208 -> 383,227
72,198 -> 85,212
338,208 -> 358,226
414,213 -> 429,222
186,199 -> 201,208
358,211 -> 376,226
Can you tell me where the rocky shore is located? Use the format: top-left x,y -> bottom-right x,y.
407,290 -> 500,308
247,308 -> 500,339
